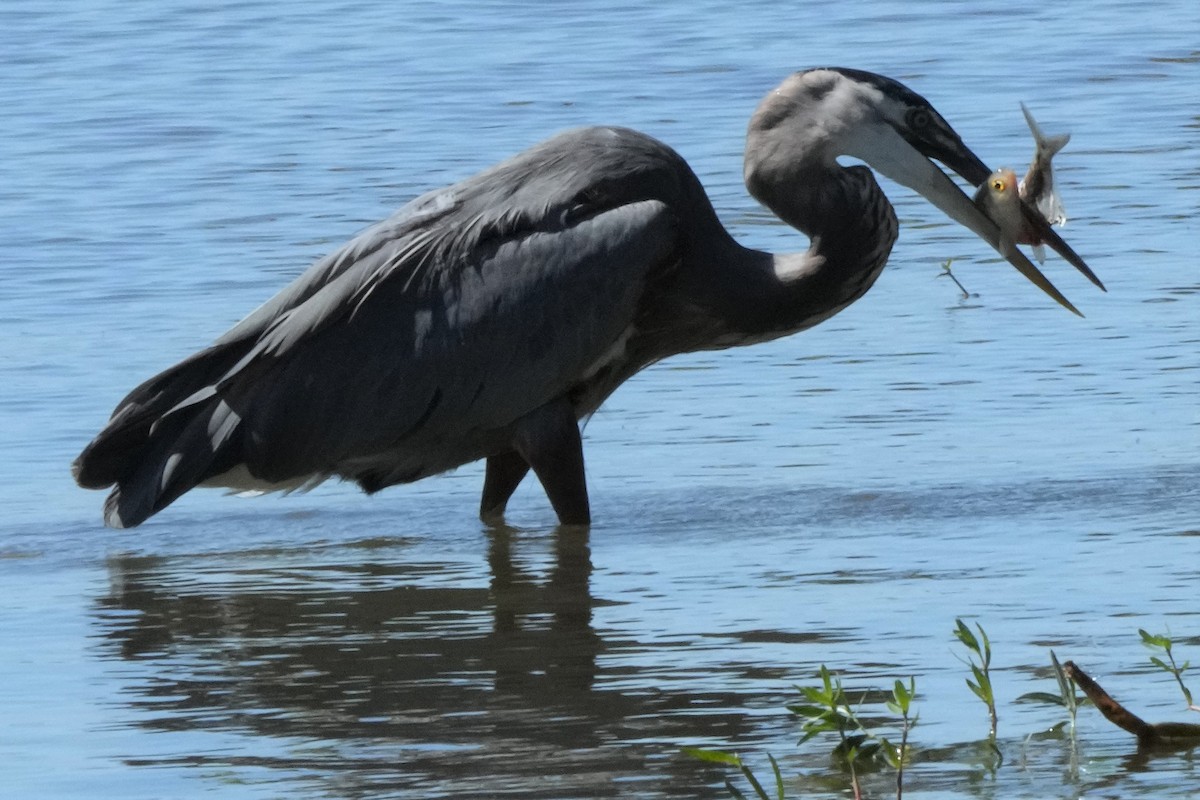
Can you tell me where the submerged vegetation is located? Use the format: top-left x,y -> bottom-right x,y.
686,668 -> 915,800
687,623 -> 1200,799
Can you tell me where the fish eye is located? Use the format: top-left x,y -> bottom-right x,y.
991,178 -> 1007,192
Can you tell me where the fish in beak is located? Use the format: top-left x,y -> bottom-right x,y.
1019,102 -> 1070,264
975,168 -> 1106,294
854,105 -> 1102,316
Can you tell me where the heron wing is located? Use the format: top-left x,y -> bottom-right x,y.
78,126 -> 697,516
214,188 -> 460,347
220,196 -> 678,481
73,182 -> 468,491
214,125 -> 689,347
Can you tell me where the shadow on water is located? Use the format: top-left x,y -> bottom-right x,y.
92,525 -> 759,798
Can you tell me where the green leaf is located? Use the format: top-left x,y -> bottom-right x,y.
799,686 -> 830,705
724,779 -> 749,800
797,728 -> 826,747
833,704 -> 858,722
683,747 -> 743,767
880,743 -> 899,769
767,754 -> 785,800
739,763 -> 772,800
1140,629 -> 1171,649
1050,650 -> 1072,704
969,672 -> 992,700
1018,691 -> 1067,706
787,703 -> 831,719
955,619 -> 980,652
977,624 -> 992,662
1151,656 -> 1172,672
799,721 -> 839,741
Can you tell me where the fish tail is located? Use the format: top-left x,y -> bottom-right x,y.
1020,102 -> 1070,156
1041,132 -> 1071,158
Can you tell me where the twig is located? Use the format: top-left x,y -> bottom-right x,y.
1064,661 -> 1200,747
938,259 -> 971,299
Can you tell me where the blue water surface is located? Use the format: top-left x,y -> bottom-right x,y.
1,1 -> 1197,797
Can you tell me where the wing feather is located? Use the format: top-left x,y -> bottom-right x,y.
234,198 -> 679,481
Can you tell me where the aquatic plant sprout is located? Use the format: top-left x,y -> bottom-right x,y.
686,623 -> 1200,798
953,618 -> 998,740
1139,629 -> 1199,713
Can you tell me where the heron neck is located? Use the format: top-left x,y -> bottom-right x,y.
635,161 -> 901,358
737,162 -> 899,335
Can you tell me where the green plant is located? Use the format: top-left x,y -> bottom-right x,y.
883,677 -> 917,799
686,622 -> 1200,797
787,666 -> 917,800
953,618 -> 1000,763
938,258 -> 971,298
687,666 -> 918,800
788,665 -> 869,799
1139,628 -> 1199,712
683,748 -> 784,800
1018,649 -> 1087,736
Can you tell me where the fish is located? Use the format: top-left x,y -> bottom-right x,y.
1018,103 -> 1070,224
972,106 -> 1104,293
972,104 -> 1072,264
972,164 -> 1104,292
1018,103 -> 1070,262
973,167 -> 1030,255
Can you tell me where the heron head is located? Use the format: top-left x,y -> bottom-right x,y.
765,68 -> 1101,315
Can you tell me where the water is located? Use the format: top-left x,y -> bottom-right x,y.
2,0 -> 1198,797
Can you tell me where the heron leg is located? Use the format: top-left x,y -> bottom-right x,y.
480,450 -> 530,521
511,399 -> 591,526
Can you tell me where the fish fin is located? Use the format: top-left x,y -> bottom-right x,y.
1037,191 -> 1068,227
1031,242 -> 1047,264
1020,102 -> 1071,156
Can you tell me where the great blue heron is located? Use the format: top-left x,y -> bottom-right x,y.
74,68 -> 1104,528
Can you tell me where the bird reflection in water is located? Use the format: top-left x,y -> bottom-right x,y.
91,526 -> 748,795
486,525 -> 600,694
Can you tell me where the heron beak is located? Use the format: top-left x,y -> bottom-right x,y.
867,127 -> 1090,316
1018,201 -> 1106,291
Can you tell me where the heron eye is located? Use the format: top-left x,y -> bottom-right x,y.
908,108 -> 931,129
992,178 -> 1007,192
